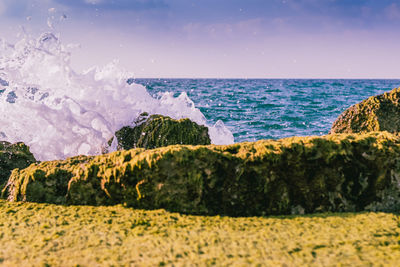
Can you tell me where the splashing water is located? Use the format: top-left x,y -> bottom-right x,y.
0,32 -> 234,161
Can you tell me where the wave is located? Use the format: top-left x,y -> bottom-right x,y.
0,32 -> 234,161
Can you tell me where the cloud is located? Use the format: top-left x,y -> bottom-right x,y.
182,18 -> 271,42
54,0 -> 168,10
0,0 -> 58,18
84,0 -> 103,4
0,2 -> 5,15
2,0 -> 400,39
0,0 -> 27,16
385,3 -> 400,20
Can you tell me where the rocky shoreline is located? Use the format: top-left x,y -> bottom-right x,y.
2,87 -> 400,216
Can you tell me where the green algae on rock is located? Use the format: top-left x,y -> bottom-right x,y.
0,141 -> 36,187
331,87 -> 400,134
110,113 -> 211,150
4,132 -> 400,216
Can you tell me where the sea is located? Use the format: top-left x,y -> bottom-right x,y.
134,78 -> 400,142
1,32 -> 399,161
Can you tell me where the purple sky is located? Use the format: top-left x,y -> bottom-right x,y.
1,0 -> 400,78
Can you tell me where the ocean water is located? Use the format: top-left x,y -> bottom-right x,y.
1,31 -> 399,161
135,79 -> 400,142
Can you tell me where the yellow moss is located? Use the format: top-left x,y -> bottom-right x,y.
331,87 -> 400,133
3,131 -> 400,216
0,200 -> 400,266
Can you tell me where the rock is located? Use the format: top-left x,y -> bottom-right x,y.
111,113 -> 211,150
331,87 -> 400,134
0,141 -> 36,187
4,132 -> 400,216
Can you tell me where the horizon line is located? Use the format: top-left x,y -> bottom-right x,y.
132,77 -> 400,80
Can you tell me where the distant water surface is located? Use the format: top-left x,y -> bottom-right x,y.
134,79 -> 400,143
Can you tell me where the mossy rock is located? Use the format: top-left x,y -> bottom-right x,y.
4,132 -> 400,216
1,200 -> 400,266
110,113 -> 211,150
0,141 -> 36,188
331,87 -> 400,134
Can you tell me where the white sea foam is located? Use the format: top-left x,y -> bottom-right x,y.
0,32 -> 234,161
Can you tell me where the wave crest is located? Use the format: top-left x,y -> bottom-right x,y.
0,32 -> 234,161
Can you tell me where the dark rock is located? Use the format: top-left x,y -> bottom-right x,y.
0,141 -> 36,188
4,132 -> 400,216
331,87 -> 400,134
111,113 -> 211,150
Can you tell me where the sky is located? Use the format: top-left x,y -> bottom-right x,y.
0,0 -> 400,78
